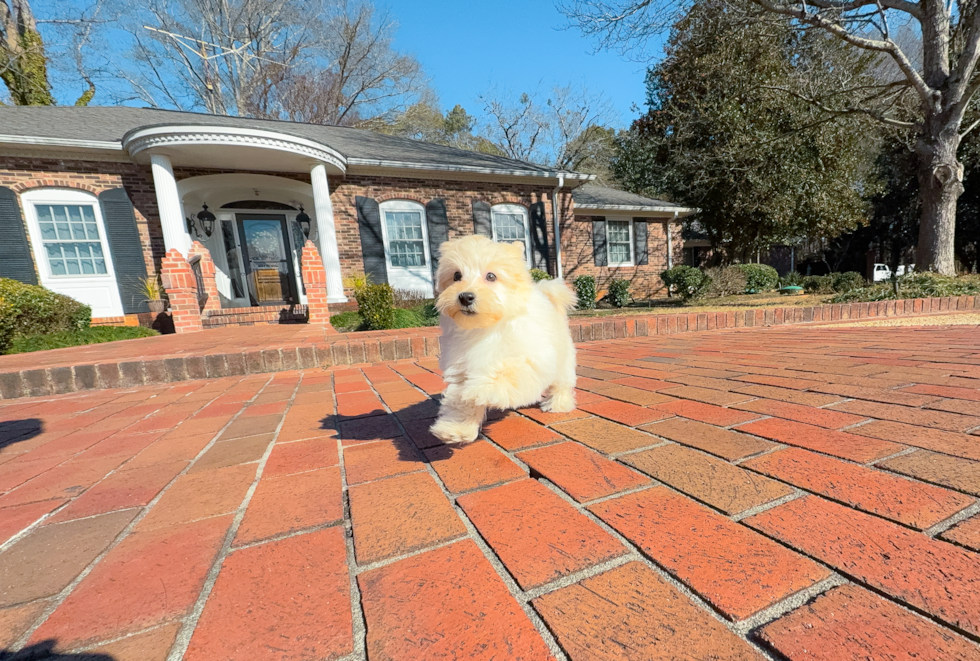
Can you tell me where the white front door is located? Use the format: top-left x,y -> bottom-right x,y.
379,200 -> 434,297
21,188 -> 125,318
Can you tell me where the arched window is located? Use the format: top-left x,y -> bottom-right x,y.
491,203 -> 530,266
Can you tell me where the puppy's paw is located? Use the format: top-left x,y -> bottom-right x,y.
541,387 -> 575,413
429,417 -> 480,443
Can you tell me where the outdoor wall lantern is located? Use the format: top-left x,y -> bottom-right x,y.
196,204 -> 216,238
296,205 -> 312,238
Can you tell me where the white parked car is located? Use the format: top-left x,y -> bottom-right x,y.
873,263 -> 915,281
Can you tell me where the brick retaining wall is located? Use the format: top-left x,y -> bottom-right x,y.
1,295 -> 977,399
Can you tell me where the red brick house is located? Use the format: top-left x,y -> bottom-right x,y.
0,107 -> 694,324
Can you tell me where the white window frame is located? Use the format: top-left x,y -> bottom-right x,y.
20,188 -> 124,317
490,203 -> 532,267
606,218 -> 634,267
378,199 -> 431,271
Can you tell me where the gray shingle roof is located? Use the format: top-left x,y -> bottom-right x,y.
572,183 -> 686,210
0,106 -> 586,177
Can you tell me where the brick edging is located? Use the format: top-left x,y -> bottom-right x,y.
2,295 -> 977,399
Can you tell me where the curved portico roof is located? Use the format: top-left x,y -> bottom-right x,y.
0,106 -> 592,182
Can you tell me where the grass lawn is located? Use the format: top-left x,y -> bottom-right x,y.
570,292 -> 829,318
6,326 -> 159,354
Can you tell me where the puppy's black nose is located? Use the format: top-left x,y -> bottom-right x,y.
458,292 -> 475,307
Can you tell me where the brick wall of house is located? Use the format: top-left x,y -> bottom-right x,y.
326,174 -> 572,297
565,214 -> 685,300
0,157 -> 162,277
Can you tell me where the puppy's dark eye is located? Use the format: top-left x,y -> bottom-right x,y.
453,271 -> 462,282
486,272 -> 496,282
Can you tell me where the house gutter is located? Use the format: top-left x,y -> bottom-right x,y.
552,174 -> 565,280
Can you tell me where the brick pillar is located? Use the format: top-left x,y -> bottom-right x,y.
160,248 -> 203,333
301,240 -> 334,329
187,241 -> 221,313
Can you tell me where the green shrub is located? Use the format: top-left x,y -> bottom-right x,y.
574,275 -> 597,310
830,272 -> 980,303
802,275 -> 832,294
332,301 -> 438,333
732,264 -> 779,292
660,265 -> 711,302
607,279 -> 631,307
529,268 -> 552,282
706,266 -> 749,297
6,326 -> 157,354
831,271 -> 865,293
0,279 -> 92,353
780,271 -> 804,287
0,298 -> 16,353
355,283 -> 396,330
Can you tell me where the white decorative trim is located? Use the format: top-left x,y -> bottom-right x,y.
0,134 -> 122,150
575,204 -> 698,216
346,157 -> 592,181
122,125 -> 347,172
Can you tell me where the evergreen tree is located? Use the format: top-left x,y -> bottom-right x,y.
613,1 -> 878,262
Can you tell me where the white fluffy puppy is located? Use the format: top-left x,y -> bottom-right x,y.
430,234 -> 577,443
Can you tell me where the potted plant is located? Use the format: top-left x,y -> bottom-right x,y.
139,276 -> 166,313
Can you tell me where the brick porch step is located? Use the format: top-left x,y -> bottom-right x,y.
202,305 -> 309,328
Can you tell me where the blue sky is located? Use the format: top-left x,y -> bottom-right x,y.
382,0 -> 661,127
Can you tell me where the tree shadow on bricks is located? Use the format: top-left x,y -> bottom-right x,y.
0,418 -> 43,453
1,640 -> 114,660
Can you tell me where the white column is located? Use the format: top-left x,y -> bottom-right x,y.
149,153 -> 192,256
310,162 -> 347,302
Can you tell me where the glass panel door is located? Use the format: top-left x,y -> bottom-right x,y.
235,214 -> 298,305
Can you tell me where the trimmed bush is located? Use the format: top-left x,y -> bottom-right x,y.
0,298 -> 16,354
802,274 -> 833,294
706,266 -> 748,297
7,326 -> 158,354
831,271 -> 865,293
529,268 -> 552,282
660,265 -> 711,302
330,310 -> 364,332
607,279 -> 631,307
732,264 -> 779,292
574,275 -> 597,310
355,283 -> 396,330
0,279 -> 91,353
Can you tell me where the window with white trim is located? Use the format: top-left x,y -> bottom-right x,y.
380,200 -> 427,268
491,203 -> 531,266
606,219 -> 634,267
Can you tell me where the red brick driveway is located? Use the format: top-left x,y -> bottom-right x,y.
2,324 -> 980,660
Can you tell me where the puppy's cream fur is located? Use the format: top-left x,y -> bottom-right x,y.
430,235 -> 577,443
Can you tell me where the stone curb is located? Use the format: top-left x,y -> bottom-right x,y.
1,295 -> 977,400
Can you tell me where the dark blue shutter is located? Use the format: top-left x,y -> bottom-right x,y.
425,198 -> 449,279
472,200 -> 492,238
592,217 -> 607,267
0,187 -> 38,285
99,188 -> 149,313
355,196 -> 388,285
633,218 -> 649,265
529,201 -> 550,272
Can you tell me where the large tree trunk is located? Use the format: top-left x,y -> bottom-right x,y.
915,116 -> 962,275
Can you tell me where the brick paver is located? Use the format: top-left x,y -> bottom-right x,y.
4,322 -> 980,658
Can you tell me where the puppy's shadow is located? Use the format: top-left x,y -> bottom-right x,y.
328,399 -> 512,463
1,640 -> 115,660
0,418 -> 42,453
